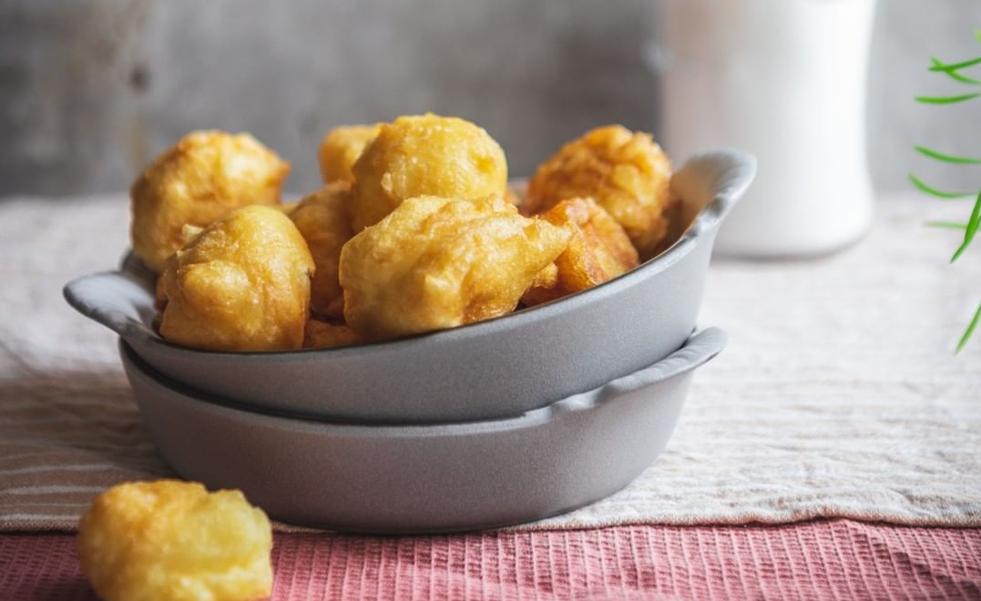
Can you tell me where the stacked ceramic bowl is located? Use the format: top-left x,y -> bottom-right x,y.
65,150 -> 755,533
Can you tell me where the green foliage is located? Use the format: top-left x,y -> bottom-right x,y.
914,35 -> 981,353
925,221 -> 968,230
957,302 -> 981,354
915,92 -> 981,104
908,174 -> 974,199
930,58 -> 981,84
914,145 -> 981,165
929,56 -> 981,72
950,191 -> 981,263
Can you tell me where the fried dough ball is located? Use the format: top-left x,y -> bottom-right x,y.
278,200 -> 300,216
318,123 -> 381,183
156,205 -> 314,351
77,480 -> 272,601
303,319 -> 362,349
350,114 -> 508,232
340,195 -> 569,340
131,130 -> 290,272
525,125 -> 674,259
290,182 -> 354,318
504,185 -> 522,208
531,263 -> 559,290
523,197 -> 639,306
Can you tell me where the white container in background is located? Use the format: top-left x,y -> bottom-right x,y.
654,0 -> 878,258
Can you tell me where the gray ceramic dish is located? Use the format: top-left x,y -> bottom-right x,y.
121,327 -> 726,534
67,150 -> 754,423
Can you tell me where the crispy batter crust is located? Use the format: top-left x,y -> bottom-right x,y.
523,197 -> 639,305
290,182 -> 354,319
317,123 -> 382,184
340,195 -> 569,340
525,125 -> 673,259
77,480 -> 273,601
131,130 -> 289,272
156,205 -> 314,351
350,114 -> 508,232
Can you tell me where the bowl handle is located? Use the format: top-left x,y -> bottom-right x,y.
604,327 -> 728,395
63,271 -> 159,342
671,149 -> 757,231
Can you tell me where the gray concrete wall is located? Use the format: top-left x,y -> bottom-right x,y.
1,0 -> 979,197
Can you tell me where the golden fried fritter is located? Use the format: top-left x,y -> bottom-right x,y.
278,200 -> 300,216
350,114 -> 508,232
156,205 -> 314,351
318,123 -> 381,184
131,130 -> 290,272
531,263 -> 559,290
525,125 -> 674,259
290,182 -> 353,318
77,480 -> 272,601
303,318 -> 362,349
503,186 -> 523,210
523,197 -> 639,306
340,195 -> 569,340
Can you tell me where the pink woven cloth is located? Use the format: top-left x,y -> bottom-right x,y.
3,520 -> 979,600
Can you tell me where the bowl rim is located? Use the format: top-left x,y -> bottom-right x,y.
68,148 -> 755,360
120,327 -> 726,433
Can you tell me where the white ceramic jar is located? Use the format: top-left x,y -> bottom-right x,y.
655,0 -> 878,258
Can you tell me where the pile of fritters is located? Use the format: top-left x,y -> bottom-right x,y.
130,115 -> 675,352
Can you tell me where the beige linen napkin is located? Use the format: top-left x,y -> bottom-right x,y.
1,194 -> 979,532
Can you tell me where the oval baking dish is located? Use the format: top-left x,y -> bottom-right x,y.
67,150 -> 754,423
121,327 -> 726,534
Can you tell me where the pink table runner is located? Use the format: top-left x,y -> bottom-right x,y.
3,520 -> 980,600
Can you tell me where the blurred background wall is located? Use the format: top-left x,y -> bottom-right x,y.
0,0 -> 979,197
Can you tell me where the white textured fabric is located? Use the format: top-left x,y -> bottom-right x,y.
0,194 -> 979,532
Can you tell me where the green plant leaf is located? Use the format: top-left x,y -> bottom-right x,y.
926,221 -> 969,230
909,174 -> 976,199
916,92 -> 981,104
956,301 -> 981,353
915,144 -> 981,164
929,56 -> 981,72
919,36 -> 981,355
931,57 -> 981,84
950,189 -> 981,262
